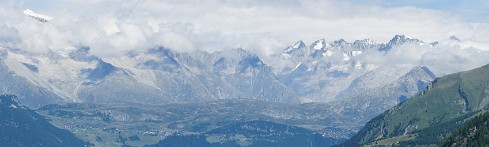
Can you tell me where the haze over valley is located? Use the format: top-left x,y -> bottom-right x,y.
1,0 -> 489,146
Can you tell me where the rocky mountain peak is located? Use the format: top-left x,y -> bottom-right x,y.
379,35 -> 423,52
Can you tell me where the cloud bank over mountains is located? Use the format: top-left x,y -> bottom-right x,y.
1,0 -> 489,75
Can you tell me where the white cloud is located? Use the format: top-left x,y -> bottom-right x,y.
0,0 -> 488,74
360,41 -> 489,76
0,25 -> 21,48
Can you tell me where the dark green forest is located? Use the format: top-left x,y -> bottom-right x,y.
443,112 -> 489,147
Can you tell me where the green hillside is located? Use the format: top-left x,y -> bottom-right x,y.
339,63 -> 489,146
0,95 -> 90,146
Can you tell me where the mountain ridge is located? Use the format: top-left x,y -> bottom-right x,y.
0,95 -> 89,146
339,63 -> 489,146
0,34 -> 439,108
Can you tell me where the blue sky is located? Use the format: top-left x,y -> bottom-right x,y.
379,0 -> 489,22
15,0 -> 489,28
20,0 -> 489,21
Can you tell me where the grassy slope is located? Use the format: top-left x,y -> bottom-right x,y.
340,64 -> 489,146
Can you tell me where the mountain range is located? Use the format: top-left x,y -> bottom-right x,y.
0,34 -> 441,145
0,34 -> 436,108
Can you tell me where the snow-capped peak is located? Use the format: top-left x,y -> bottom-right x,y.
312,39 -> 327,50
352,39 -> 377,49
353,39 -> 375,46
379,35 -> 422,51
282,40 -> 307,58
332,39 -> 348,47
23,9 -> 52,22
390,35 -> 423,45
293,40 -> 306,49
389,35 -> 412,44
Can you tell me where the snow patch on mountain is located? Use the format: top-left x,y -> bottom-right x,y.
4,52 -> 76,102
23,9 -> 52,22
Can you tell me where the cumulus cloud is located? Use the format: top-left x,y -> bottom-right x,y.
0,25 -> 21,48
0,0 -> 488,74
360,41 -> 489,76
